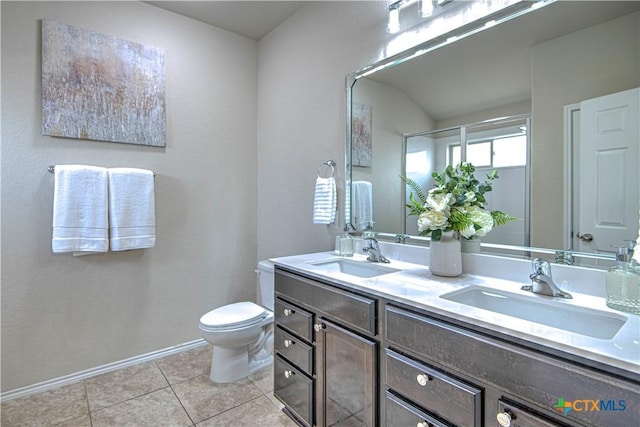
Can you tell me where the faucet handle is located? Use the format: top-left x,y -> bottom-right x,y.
532,258 -> 551,276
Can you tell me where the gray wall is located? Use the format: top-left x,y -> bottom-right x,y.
1,1 -> 259,392
257,1 -> 389,259
2,0 -> 392,393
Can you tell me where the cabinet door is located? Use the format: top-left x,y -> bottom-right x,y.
316,318 -> 377,427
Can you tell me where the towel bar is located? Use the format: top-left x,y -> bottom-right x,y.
48,166 -> 156,177
317,160 -> 336,178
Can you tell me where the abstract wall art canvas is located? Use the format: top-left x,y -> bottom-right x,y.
42,20 -> 166,147
352,102 -> 372,167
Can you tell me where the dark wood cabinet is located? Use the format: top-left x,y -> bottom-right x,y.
273,265 -> 640,427
315,318 -> 377,426
274,268 -> 378,426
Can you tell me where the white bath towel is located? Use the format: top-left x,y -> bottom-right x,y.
108,168 -> 156,251
353,181 -> 373,231
312,176 -> 337,224
52,165 -> 109,254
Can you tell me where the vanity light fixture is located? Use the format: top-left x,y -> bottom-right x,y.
387,1 -> 401,33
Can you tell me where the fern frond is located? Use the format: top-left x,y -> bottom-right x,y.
406,193 -> 425,217
491,211 -> 519,226
400,175 -> 427,205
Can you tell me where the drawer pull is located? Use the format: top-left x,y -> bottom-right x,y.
314,322 -> 326,332
416,373 -> 430,386
284,370 -> 294,379
284,339 -> 293,348
283,308 -> 294,316
496,411 -> 513,427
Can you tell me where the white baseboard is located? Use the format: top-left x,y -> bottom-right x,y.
0,339 -> 208,403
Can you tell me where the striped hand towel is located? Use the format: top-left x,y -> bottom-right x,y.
312,176 -> 337,224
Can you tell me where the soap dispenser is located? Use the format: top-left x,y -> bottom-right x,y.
606,244 -> 640,314
339,226 -> 354,257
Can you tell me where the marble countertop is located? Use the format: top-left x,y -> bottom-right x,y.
272,251 -> 640,381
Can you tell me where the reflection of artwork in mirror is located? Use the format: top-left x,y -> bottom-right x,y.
352,102 -> 372,167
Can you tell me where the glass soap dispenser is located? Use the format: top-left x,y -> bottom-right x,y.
606,244 -> 640,314
339,226 -> 354,257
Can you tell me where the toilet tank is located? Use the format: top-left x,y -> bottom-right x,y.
256,260 -> 275,311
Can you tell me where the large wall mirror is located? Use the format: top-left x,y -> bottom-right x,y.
347,0 -> 639,267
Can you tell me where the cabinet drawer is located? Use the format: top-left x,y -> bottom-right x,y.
274,355 -> 313,427
276,269 -> 376,335
385,349 -> 482,427
275,326 -> 313,375
275,298 -> 313,342
385,305 -> 640,427
497,399 -> 570,427
385,391 -> 454,427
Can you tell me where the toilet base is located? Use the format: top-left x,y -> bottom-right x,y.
209,326 -> 274,383
210,347 -> 273,383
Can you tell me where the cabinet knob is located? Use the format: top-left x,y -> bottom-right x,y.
314,322 -> 326,332
496,411 -> 513,427
284,370 -> 294,379
416,373 -> 430,386
283,308 -> 294,316
284,339 -> 293,348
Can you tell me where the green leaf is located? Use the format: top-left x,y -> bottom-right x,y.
491,211 -> 519,226
400,175 -> 427,205
431,229 -> 442,241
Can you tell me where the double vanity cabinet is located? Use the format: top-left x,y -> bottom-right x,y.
272,260 -> 640,427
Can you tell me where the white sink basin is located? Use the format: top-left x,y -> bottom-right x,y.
308,258 -> 400,278
440,286 -> 627,340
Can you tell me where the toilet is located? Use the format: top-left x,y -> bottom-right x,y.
199,260 -> 275,383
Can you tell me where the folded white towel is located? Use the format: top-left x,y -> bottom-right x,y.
312,176 -> 337,224
108,168 -> 156,251
353,181 -> 373,231
52,165 -> 109,254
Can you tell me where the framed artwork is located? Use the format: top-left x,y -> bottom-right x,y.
42,20 -> 166,147
352,102 -> 372,167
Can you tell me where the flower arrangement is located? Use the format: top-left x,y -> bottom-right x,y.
402,162 -> 517,241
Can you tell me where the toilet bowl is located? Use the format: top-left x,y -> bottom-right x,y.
199,261 -> 274,383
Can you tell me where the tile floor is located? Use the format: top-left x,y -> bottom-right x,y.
1,345 -> 297,427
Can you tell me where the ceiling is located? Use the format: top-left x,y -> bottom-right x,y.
146,1 -> 307,40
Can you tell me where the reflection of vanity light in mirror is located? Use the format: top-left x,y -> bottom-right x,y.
387,2 -> 401,34
347,0 -> 640,268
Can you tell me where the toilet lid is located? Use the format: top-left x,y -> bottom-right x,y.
200,301 -> 268,329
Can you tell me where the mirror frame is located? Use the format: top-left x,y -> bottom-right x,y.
345,0 -> 619,264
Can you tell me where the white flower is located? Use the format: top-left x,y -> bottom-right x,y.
464,191 -> 476,203
417,210 -> 448,232
459,223 -> 476,239
426,190 -> 453,212
468,206 -> 493,237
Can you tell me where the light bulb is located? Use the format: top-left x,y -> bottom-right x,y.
387,4 -> 401,33
419,0 -> 433,18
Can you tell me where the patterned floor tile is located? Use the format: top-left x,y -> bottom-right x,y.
196,395 -> 297,427
155,344 -> 212,384
90,387 -> 192,427
0,381 -> 88,426
172,374 -> 263,424
247,365 -> 273,394
84,361 -> 169,411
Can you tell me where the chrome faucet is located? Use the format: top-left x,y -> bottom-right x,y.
521,258 -> 572,299
363,237 -> 390,263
